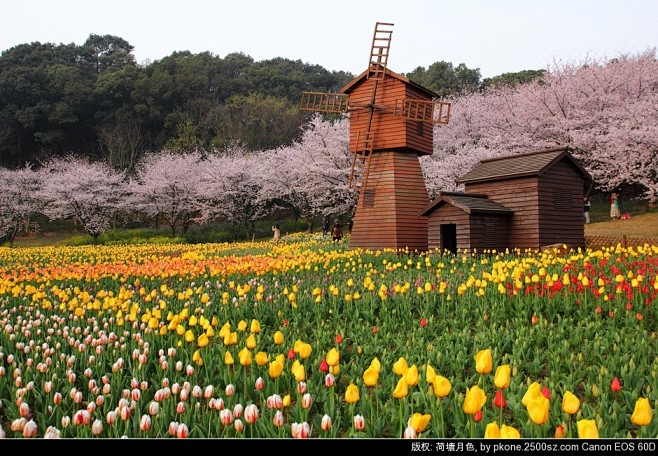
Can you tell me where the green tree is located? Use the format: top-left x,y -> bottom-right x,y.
481,69 -> 545,90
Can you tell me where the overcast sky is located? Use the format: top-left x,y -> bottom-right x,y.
2,0 -> 656,78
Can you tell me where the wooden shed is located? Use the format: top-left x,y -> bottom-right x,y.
420,147 -> 592,252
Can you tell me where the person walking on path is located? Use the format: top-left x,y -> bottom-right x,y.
584,196 -> 591,224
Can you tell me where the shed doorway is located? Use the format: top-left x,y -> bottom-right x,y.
441,224 -> 457,254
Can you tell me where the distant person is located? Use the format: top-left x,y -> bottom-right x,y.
610,192 -> 621,220
331,219 -> 343,243
322,217 -> 330,237
272,224 -> 281,243
348,219 -> 354,234
583,196 -> 591,224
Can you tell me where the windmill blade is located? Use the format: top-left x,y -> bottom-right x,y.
299,92 -> 350,114
367,22 -> 394,81
393,99 -> 451,124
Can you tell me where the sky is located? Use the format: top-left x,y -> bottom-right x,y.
2,0 -> 657,78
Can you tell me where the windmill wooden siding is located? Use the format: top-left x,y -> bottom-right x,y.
422,147 -> 592,252
349,152 -> 429,251
343,68 -> 436,156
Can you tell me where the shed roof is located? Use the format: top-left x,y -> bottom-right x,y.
420,192 -> 513,216
340,66 -> 440,99
457,147 -> 592,184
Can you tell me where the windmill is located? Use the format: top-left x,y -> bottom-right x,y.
300,22 -> 451,251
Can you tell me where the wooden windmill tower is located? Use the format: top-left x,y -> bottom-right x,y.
300,22 -> 450,251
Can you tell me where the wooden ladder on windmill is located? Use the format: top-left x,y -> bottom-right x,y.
349,22 -> 393,191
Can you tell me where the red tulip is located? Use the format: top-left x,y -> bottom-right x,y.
319,359 -> 329,372
531,315 -> 538,325
611,376 -> 622,392
474,411 -> 483,422
420,318 -> 427,328
494,389 -> 507,408
541,386 -> 551,399
372,326 -> 378,334
287,348 -> 296,359
336,334 -> 343,344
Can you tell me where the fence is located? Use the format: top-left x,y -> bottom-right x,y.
585,235 -> 658,250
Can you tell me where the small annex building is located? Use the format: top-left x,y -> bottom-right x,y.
420,147 -> 592,253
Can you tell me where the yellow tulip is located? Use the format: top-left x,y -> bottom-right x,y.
269,359 -> 283,378
500,424 -> 521,438
238,347 -> 252,366
184,329 -> 195,343
370,357 -> 381,373
237,320 -> 247,331
432,375 -> 452,398
283,394 -> 291,407
527,395 -> 550,425
631,397 -> 653,427
405,364 -> 419,387
393,357 -> 408,376
484,422 -> 500,438
494,364 -> 511,389
363,366 -> 379,387
273,330 -> 284,345
474,348 -> 493,374
255,351 -> 268,366
408,413 -> 431,433
562,391 -> 580,415
291,360 -> 305,382
326,348 -> 340,366
224,351 -> 234,365
393,376 -> 409,399
250,319 -> 261,333
425,364 -> 436,384
245,334 -> 257,350
521,382 -> 542,407
298,342 -> 312,359
577,419 -> 599,438
197,333 -> 208,348
463,385 -> 486,415
345,383 -> 360,404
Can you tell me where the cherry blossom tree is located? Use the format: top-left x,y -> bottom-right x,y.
38,156 -> 128,242
195,147 -> 271,241
128,151 -> 205,236
263,115 -> 357,231
424,50 -> 658,202
0,165 -> 43,246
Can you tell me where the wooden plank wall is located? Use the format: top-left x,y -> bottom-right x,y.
538,162 -> 586,248
349,151 -> 430,252
469,214 -> 511,252
427,205 -> 470,251
465,177 -> 540,250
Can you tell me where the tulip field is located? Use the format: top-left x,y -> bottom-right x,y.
0,234 -> 656,439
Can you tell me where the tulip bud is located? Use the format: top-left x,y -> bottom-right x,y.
403,425 -> 417,439
91,419 -> 103,436
353,414 -> 365,430
325,373 -> 336,388
176,423 -> 189,438
234,419 -> 244,433
273,410 -> 285,427
225,384 -> 235,397
233,403 -> 243,418
321,414 -> 332,431
301,393 -> 312,409
22,420 -> 37,438
220,409 -> 233,425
